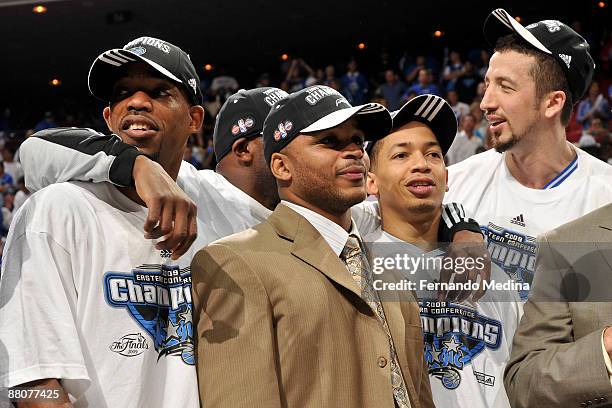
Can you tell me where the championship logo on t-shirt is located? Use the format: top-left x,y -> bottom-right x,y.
103,264 -> 194,365
482,222 -> 536,300
420,301 -> 502,390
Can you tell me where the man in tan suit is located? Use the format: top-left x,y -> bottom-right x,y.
505,202 -> 612,407
192,85 -> 434,407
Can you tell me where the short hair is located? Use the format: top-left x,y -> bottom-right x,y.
368,138 -> 385,173
495,34 -> 573,125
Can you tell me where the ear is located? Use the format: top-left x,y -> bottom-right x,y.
188,105 -> 205,133
231,137 -> 254,165
366,171 -> 379,196
270,152 -> 292,183
543,90 -> 566,120
103,106 -> 112,132
445,168 -> 449,192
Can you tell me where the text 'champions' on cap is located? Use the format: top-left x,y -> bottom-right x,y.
262,85 -> 392,163
88,36 -> 203,105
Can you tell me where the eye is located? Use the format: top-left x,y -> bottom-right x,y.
320,137 -> 336,146
112,87 -> 131,100
428,151 -> 442,159
352,135 -> 365,146
152,87 -> 171,98
392,152 -> 408,160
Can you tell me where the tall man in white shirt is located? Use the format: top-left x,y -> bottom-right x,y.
445,9 -> 612,302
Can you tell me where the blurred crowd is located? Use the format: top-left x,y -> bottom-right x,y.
0,30 -> 610,244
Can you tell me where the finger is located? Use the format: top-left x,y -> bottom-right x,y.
144,200 -> 162,237
457,268 -> 479,303
155,203 -> 176,250
437,267 -> 453,301
170,204 -> 197,260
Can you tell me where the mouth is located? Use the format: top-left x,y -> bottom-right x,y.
405,178 -> 436,197
337,165 -> 366,181
486,115 -> 507,133
120,116 -> 160,139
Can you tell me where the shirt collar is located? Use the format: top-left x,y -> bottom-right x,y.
281,200 -> 359,257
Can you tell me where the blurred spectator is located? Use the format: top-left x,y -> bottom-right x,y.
402,55 -> 427,84
473,81 -> 486,103
583,117 -> 611,144
447,90 -> 470,121
183,136 -> 203,170
577,132 -> 602,159
446,113 -> 483,165
284,58 -> 316,92
255,73 -> 271,88
340,59 -> 369,105
1,146 -> 22,183
2,188 -> 14,233
376,69 -> 407,110
323,65 -> 340,90
442,50 -> 464,91
576,82 -> 610,129
13,177 -> 30,213
405,68 -> 441,97
0,162 -> 14,193
477,50 -> 490,79
33,111 -> 57,132
470,102 -> 488,140
455,60 -> 480,103
211,71 -> 239,101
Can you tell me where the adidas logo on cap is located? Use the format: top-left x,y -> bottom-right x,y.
559,54 -> 572,69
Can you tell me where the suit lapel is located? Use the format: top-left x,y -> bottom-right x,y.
267,204 -> 363,299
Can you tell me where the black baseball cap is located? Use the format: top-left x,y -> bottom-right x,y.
88,36 -> 203,105
263,85 -> 392,163
213,87 -> 288,161
366,94 -> 457,156
483,8 -> 595,102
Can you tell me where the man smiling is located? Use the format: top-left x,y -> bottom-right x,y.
444,9 -> 612,301
0,37 -> 204,407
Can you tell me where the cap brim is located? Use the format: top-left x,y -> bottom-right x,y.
390,94 -> 457,155
483,8 -> 552,55
88,49 -> 183,102
301,103 -> 392,141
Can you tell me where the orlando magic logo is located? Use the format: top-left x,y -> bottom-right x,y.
420,301 -> 502,390
483,222 -> 536,300
103,264 -> 195,365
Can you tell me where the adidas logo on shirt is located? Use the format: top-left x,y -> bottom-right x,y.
510,214 -> 526,227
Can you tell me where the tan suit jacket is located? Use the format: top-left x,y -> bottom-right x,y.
505,202 -> 612,408
191,204 -> 434,407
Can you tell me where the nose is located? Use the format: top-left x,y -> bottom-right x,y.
127,90 -> 153,112
341,141 -> 365,160
480,85 -> 496,114
411,151 -> 431,173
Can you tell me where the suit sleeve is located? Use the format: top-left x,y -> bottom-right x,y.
191,243 -> 283,407
20,127 -> 147,192
504,234 -> 612,407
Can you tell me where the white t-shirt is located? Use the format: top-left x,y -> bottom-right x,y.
445,147 -> 612,300
177,166 -> 272,251
0,182 -> 199,408
364,228 -> 522,408
446,131 -> 483,165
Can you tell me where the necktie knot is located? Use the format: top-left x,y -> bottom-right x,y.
341,234 -> 362,261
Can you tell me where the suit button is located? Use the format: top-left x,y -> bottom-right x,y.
377,357 -> 388,368
580,403 -> 587,407
602,397 -> 608,402
587,401 -> 593,405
